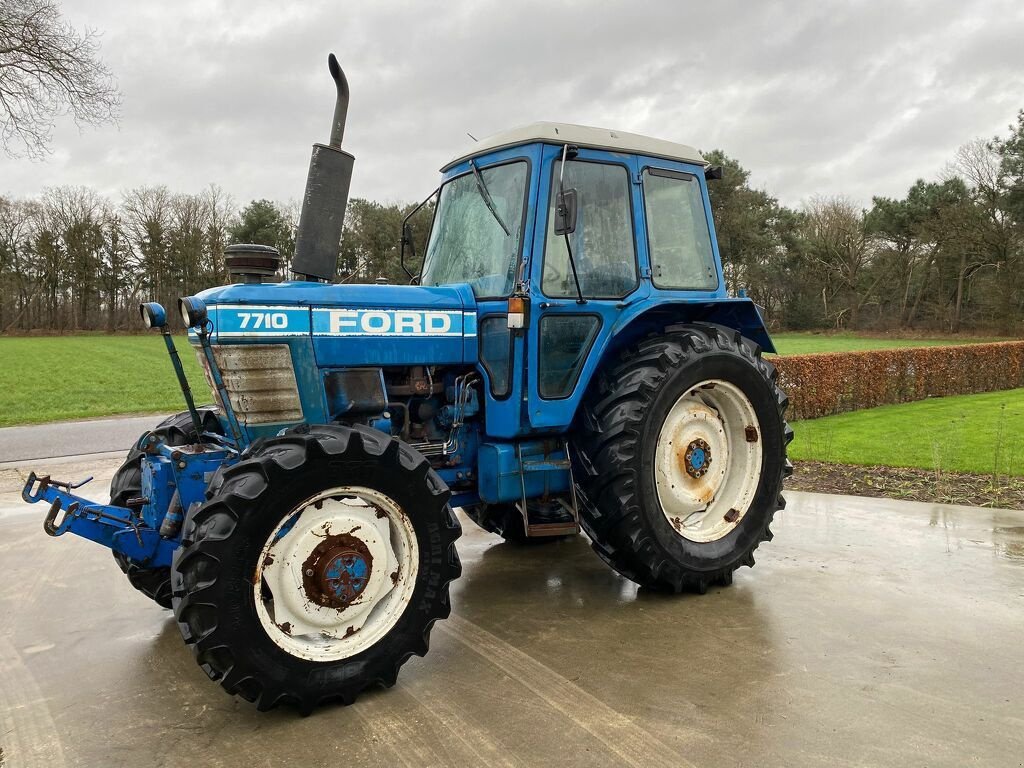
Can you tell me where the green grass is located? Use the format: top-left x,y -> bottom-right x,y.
770,332 -> 1008,356
790,388 -> 1024,477
0,332 -> 1015,429
0,335 -> 208,428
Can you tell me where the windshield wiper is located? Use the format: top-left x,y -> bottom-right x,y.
469,160 -> 511,237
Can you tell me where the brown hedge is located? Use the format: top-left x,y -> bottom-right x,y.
772,341 -> 1024,420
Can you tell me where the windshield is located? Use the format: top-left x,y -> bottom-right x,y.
420,161 -> 528,297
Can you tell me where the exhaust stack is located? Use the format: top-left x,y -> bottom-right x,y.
291,53 -> 354,282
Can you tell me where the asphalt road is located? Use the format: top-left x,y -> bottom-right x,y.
0,414 -> 168,465
0,419 -> 1022,767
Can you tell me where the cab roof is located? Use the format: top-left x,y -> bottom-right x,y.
441,121 -> 707,172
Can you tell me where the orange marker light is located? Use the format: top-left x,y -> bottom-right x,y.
507,296 -> 526,329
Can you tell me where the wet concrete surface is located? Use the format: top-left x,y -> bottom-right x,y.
1,456 -> 1022,767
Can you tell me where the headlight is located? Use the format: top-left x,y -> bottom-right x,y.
178,296 -> 208,329
139,302 -> 167,329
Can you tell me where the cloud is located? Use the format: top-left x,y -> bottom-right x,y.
1,0 -> 1022,211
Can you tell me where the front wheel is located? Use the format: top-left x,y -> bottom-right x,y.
573,323 -> 792,593
110,407 -> 221,609
171,425 -> 460,712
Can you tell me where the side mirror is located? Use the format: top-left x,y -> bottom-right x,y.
554,188 -> 578,236
399,222 -> 415,280
704,165 -> 724,181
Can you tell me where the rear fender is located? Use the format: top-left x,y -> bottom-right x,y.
576,298 -> 774,423
611,298 -> 775,354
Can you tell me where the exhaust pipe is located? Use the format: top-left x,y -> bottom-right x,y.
291,53 -> 355,282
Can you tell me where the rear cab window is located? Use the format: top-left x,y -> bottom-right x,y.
642,168 -> 718,290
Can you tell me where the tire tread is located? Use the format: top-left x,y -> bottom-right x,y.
172,424 -> 460,713
573,323 -> 790,593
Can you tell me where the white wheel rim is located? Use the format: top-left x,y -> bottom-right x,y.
253,486 -> 419,662
654,379 -> 763,543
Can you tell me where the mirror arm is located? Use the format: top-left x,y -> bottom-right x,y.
400,187 -> 439,283
399,227 -> 415,280
400,226 -> 417,280
557,144 -> 586,305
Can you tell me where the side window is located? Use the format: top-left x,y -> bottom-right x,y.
642,169 -> 718,290
479,316 -> 512,397
538,315 -> 600,398
542,161 -> 637,298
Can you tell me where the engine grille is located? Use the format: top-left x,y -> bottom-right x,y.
196,344 -> 304,425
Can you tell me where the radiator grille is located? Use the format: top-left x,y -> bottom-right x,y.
195,344 -> 303,425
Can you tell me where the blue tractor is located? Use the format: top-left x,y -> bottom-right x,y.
23,55 -> 791,712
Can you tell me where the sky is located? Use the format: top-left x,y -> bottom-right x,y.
2,0 -> 1023,211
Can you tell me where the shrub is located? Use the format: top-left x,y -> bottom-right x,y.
773,342 -> 1024,420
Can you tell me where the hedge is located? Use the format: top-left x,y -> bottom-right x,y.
772,341 -> 1024,420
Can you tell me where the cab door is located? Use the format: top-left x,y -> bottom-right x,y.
525,145 -> 648,429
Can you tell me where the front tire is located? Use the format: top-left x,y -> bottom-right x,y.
109,408 -> 221,609
573,323 -> 792,593
171,425 -> 460,712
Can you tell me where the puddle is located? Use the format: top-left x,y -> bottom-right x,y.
993,526 -> 1024,562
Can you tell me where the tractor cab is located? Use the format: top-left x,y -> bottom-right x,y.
414,122 -> 774,437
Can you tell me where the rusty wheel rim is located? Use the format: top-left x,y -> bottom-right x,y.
654,379 -> 762,543
253,486 -> 419,661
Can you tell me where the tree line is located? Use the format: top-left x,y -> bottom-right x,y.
709,109 -> 1024,333
1,111 -> 1023,334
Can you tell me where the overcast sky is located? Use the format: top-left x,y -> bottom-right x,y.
2,0 -> 1023,210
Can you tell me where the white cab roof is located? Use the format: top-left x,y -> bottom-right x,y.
441,121 -> 706,172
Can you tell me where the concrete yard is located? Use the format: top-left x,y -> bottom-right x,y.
1,450 -> 1022,767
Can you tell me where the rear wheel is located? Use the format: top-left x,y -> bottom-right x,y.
171,425 -> 460,712
109,408 -> 221,609
573,323 -> 792,593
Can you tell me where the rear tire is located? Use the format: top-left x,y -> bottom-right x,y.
109,408 -> 221,609
171,425 -> 460,713
573,323 -> 792,593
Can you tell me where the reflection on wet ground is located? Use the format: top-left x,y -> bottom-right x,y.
1,458 -> 1022,767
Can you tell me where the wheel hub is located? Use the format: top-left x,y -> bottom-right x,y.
683,438 -> 712,478
303,534 -> 373,610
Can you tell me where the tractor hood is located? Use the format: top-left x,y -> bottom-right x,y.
195,282 -> 478,366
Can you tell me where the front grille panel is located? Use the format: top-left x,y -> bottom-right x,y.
196,344 -> 304,425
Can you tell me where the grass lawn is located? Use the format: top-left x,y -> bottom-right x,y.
789,388 -> 1024,477
0,332 -> 1016,429
0,335 -> 208,428
770,332 -> 1009,356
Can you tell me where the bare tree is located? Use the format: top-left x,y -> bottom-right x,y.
202,184 -> 235,284
0,193 -> 39,330
121,185 -> 172,311
0,0 -> 120,158
947,140 -> 1015,331
802,196 -> 878,328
